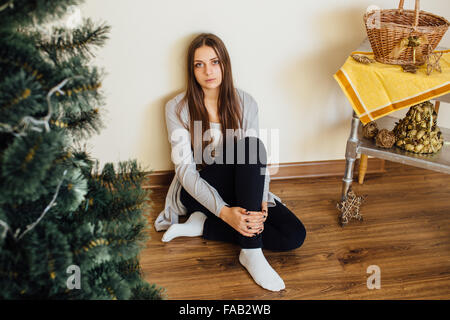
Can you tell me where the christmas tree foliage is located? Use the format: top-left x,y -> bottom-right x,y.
0,0 -> 164,299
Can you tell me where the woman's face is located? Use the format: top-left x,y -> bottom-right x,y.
193,45 -> 223,91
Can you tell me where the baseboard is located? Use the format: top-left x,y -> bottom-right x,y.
143,158 -> 385,189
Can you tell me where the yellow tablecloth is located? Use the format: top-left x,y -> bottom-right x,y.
334,50 -> 450,125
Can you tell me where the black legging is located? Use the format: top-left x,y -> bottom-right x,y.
180,136 -> 306,251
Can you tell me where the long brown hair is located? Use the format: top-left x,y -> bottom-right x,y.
176,33 -> 243,170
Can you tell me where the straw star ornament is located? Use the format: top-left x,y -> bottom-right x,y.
337,189 -> 366,226
426,50 -> 443,76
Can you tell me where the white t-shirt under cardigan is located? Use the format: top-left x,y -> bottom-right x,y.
154,88 -> 283,231
208,121 -> 223,152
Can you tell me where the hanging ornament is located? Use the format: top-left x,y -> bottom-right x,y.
389,35 -> 429,64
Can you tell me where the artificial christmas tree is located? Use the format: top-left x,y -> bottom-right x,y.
0,0 -> 164,299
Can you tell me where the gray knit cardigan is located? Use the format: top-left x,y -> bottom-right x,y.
154,88 -> 283,231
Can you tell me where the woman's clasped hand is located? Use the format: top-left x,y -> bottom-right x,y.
219,204 -> 267,237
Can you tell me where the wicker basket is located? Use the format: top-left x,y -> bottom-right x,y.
363,0 -> 449,66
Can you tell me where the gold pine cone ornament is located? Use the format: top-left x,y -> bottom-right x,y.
375,129 -> 396,148
363,121 -> 379,139
393,101 -> 444,154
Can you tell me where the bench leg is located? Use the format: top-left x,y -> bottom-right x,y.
358,154 -> 368,184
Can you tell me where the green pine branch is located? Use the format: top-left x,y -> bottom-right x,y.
0,0 -> 84,30
35,18 -> 111,63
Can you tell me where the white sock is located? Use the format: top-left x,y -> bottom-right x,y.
239,248 -> 285,292
161,211 -> 207,242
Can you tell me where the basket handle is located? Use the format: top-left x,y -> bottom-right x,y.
398,0 -> 420,28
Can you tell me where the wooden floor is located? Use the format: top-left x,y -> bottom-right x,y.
140,161 -> 450,300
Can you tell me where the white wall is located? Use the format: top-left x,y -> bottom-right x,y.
80,0 -> 450,170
